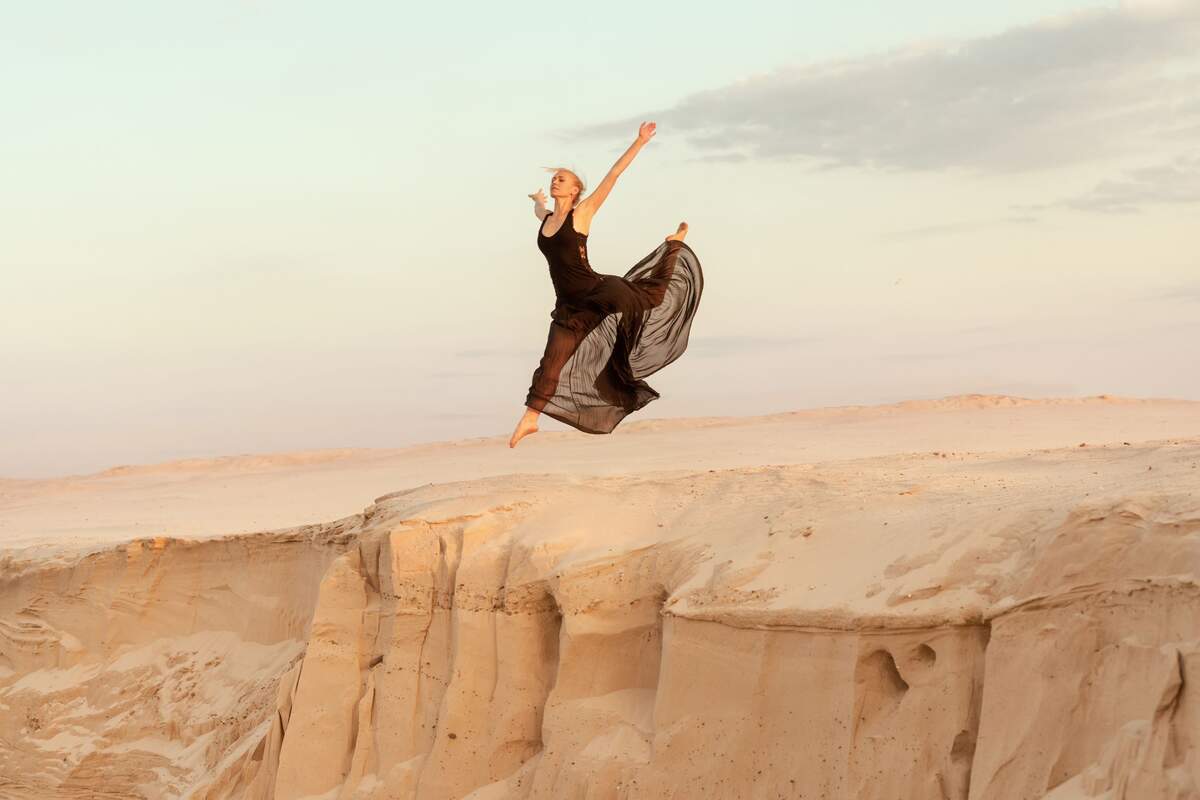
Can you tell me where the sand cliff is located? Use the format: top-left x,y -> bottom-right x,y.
1,396 -> 1198,798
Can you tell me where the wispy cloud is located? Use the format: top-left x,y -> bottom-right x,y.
687,335 -> 823,357
876,215 -> 1039,243
1034,151 -> 1200,213
453,346 -> 533,359
427,369 -> 496,379
1148,282 -> 1200,303
571,2 -> 1200,173
882,339 -> 1033,362
685,152 -> 749,164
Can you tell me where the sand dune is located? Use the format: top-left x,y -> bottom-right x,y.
1,395 -> 1198,798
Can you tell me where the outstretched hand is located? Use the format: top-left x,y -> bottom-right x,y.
637,121 -> 656,143
528,189 -> 547,204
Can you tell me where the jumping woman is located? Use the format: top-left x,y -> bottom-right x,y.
509,121 -> 704,448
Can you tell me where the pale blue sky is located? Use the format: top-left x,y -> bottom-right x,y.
3,1 -> 1198,477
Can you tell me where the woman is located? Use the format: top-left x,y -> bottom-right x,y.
509,121 -> 704,448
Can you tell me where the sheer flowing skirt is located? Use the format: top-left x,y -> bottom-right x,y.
525,239 -> 703,433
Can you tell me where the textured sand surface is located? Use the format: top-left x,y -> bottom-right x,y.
1,395 -> 1198,798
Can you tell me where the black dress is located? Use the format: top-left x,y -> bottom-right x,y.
524,206 -> 703,433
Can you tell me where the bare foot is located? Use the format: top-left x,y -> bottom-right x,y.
509,411 -> 539,448
665,222 -> 688,242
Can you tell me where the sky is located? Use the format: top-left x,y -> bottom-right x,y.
2,0 -> 1198,478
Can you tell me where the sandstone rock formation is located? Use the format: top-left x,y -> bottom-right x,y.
1,397 -> 1197,798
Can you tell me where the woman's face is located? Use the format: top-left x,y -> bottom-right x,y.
550,171 -> 578,204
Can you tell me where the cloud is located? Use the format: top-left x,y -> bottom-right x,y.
685,152 -> 749,164
876,215 -> 1039,243
1148,282 -> 1200,303
570,2 -> 1200,173
882,340 -> 1032,362
453,346 -> 533,359
1038,151 -> 1200,213
687,335 -> 823,357
427,369 -> 496,379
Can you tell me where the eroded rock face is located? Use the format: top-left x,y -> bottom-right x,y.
247,516 -> 978,799
2,439 -> 1198,799
975,589 -> 1200,800
971,496 -> 1200,800
0,520 -> 359,798
248,445 -> 1197,800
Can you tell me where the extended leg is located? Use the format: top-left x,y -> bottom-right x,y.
639,227 -> 688,310
525,318 -> 582,414
511,314 -> 599,448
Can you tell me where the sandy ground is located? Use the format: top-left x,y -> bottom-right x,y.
2,394 -> 1197,557
2,394 -> 1198,799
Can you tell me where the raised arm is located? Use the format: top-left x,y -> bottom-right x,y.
577,122 -> 656,219
528,189 -> 549,220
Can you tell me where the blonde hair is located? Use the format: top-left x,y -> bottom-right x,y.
543,166 -> 586,207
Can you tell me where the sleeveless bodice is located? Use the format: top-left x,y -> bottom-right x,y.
537,208 -> 601,302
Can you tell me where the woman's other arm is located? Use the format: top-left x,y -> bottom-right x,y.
528,189 -> 549,219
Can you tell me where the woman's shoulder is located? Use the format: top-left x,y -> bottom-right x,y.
570,203 -> 594,235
